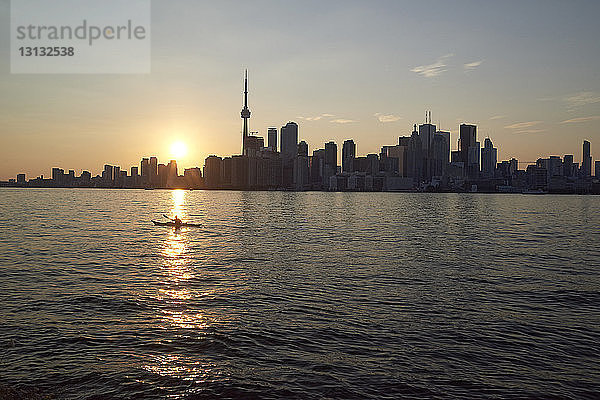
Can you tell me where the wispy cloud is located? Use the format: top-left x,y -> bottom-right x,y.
564,91 -> 600,110
560,115 -> 600,124
330,119 -> 355,124
410,53 -> 453,78
512,129 -> 545,134
538,91 -> 600,111
504,121 -> 542,130
490,115 -> 505,120
374,113 -> 402,123
504,121 -> 545,134
298,113 -> 335,121
464,60 -> 483,71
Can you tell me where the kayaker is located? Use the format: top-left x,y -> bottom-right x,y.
173,215 -> 182,227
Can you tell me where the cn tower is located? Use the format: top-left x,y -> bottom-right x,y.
241,69 -> 251,155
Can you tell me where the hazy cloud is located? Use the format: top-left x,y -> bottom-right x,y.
560,115 -> 600,124
299,113 -> 335,121
410,54 -> 453,78
330,119 -> 356,124
464,60 -> 483,71
490,115 -> 505,120
512,129 -> 546,134
538,91 -> 600,111
374,113 -> 402,123
504,121 -> 542,130
564,91 -> 600,110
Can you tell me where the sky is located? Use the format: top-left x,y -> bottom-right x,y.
1,0 -> 600,179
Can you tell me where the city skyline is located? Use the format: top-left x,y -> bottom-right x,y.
4,114 -> 598,194
1,1 -> 600,179
3,69 -> 598,192
7,128 -> 597,184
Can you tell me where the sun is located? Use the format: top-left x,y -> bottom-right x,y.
170,141 -> 188,159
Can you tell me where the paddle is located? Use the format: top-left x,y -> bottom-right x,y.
163,214 -> 174,221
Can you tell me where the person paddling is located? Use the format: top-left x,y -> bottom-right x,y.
173,215 -> 182,228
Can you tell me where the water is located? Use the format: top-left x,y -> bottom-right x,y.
0,188 -> 599,399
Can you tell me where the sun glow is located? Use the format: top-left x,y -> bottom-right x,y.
170,141 -> 188,159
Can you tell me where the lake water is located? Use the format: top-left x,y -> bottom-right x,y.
0,188 -> 599,399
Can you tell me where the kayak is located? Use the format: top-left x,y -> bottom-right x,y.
152,220 -> 202,228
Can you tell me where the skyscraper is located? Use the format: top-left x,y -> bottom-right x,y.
582,140 -> 592,177
280,122 -> 298,162
113,166 -> 121,185
467,142 -> 481,179
430,135 -> 447,177
418,114 -> 437,181
268,127 -> 277,151
436,130 -> 450,164
203,155 -> 222,188
295,141 -> 310,190
280,122 -> 298,188
418,121 -> 436,154
407,125 -> 423,183
298,140 -> 308,157
563,155 -> 574,177
140,158 -> 149,185
241,70 -> 251,155
103,165 -> 113,183
324,141 -> 338,181
149,156 -> 158,187
481,137 -> 497,177
509,158 -> 518,176
459,124 -> 479,179
310,149 -> 325,189
342,139 -> 356,173
459,124 -> 477,165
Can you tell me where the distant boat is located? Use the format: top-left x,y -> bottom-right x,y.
152,220 -> 202,228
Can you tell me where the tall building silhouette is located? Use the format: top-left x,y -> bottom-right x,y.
582,140 -> 591,177
295,141 -> 310,190
459,124 -> 479,179
149,156 -> 158,186
281,122 -> 298,161
481,138 -> 497,178
268,127 -> 277,151
281,122 -> 298,187
324,141 -> 338,187
241,70 -> 251,155
563,154 -> 574,177
310,148 -> 325,189
436,130 -> 450,164
418,116 -> 436,154
407,125 -> 423,183
459,124 -> 476,164
140,158 -> 149,185
203,155 -> 222,188
418,113 -> 436,181
342,139 -> 356,173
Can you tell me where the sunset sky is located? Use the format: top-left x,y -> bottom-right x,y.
1,0 -> 599,179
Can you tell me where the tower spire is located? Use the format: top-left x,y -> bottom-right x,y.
241,69 -> 251,155
244,69 -> 248,110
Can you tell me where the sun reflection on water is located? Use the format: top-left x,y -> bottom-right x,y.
141,354 -> 220,384
170,189 -> 187,221
145,189 -> 220,381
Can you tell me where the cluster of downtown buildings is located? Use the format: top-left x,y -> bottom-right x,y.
4,73 -> 600,194
201,120 -> 599,194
